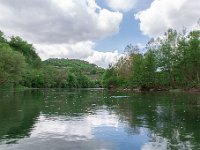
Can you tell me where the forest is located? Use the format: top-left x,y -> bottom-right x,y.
103,28 -> 200,91
0,28 -> 199,90
0,31 -> 104,89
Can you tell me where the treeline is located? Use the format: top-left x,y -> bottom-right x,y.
0,31 -> 104,89
103,28 -> 200,90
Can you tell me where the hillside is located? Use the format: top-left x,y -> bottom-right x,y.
43,58 -> 105,80
0,31 -> 104,89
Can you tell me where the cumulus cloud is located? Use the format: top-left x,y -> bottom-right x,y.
31,110 -> 120,140
34,41 -> 94,60
85,50 -> 123,68
135,0 -> 200,37
0,0 -> 124,67
35,41 -> 123,68
141,135 -> 168,150
103,0 -> 137,12
0,0 -> 122,44
1,110 -> 119,150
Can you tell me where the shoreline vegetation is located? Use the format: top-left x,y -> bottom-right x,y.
0,31 -> 104,89
108,87 -> 200,93
103,28 -> 200,92
0,27 -> 200,92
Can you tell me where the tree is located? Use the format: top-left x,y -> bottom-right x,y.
0,44 -> 25,86
103,65 -> 120,88
0,31 -> 7,44
142,50 -> 156,90
9,36 -> 41,67
67,73 -> 77,88
130,54 -> 144,88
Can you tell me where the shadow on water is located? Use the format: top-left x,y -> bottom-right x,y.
104,91 -> 200,149
0,90 -> 43,144
0,89 -> 199,149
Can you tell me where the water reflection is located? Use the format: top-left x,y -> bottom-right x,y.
0,89 -> 199,150
32,109 -> 120,140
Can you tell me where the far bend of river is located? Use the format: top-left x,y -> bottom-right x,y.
0,89 -> 200,150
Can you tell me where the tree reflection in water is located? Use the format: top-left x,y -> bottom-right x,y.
0,89 -> 199,150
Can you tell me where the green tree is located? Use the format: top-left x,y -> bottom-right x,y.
156,29 -> 177,87
142,50 -> 156,90
67,73 -> 77,88
130,54 -> 144,88
0,44 -> 25,87
0,31 -> 7,44
9,36 -> 41,68
103,65 -> 120,88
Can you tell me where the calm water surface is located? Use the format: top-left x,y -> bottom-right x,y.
0,89 -> 199,150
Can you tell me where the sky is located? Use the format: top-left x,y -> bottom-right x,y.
0,0 -> 199,68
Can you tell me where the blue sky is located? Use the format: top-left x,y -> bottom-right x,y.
95,11 -> 149,52
0,0 -> 199,67
95,0 -> 153,53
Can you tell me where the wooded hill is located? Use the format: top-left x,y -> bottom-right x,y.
44,58 -> 104,80
0,31 -> 104,89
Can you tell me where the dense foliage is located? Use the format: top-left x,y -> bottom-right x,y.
103,28 -> 200,90
0,31 -> 104,89
1,27 -> 199,90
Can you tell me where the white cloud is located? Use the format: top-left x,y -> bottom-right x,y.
104,0 -> 137,12
0,0 -> 122,44
0,110 -> 120,150
35,42 -> 123,68
0,0 -> 123,67
135,0 -> 200,37
141,135 -> 168,150
34,41 -> 94,60
31,110 -> 120,139
85,50 -> 123,68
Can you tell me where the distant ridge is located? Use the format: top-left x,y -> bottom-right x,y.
43,58 -> 104,80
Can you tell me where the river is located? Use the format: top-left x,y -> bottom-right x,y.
0,89 -> 199,150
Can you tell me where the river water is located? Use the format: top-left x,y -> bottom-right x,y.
0,89 -> 199,150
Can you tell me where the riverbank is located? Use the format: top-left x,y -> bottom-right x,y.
108,87 -> 200,93
1,85 -> 200,94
